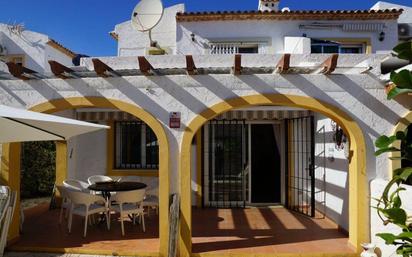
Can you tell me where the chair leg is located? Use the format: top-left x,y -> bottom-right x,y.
105,211 -> 110,230
108,210 -> 111,230
68,209 -> 73,233
83,215 -> 88,238
141,213 -> 145,232
120,214 -> 125,236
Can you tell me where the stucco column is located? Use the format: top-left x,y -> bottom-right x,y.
55,141 -> 68,186
0,143 -> 21,241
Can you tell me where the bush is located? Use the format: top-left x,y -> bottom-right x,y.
20,141 -> 56,199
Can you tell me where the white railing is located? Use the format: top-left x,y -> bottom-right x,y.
210,43 -> 239,55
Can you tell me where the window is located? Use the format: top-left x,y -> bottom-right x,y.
7,55 -> 24,66
401,124 -> 412,185
115,121 -> 159,170
311,39 -> 364,54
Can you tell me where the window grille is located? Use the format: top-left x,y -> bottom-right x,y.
115,121 -> 159,170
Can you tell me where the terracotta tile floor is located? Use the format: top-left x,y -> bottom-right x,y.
192,207 -> 355,255
9,203 -> 159,255
10,204 -> 355,256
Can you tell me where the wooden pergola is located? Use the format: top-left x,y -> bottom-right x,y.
0,53 -> 375,81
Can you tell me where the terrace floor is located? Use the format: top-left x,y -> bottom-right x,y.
192,207 -> 356,256
9,204 -> 356,256
9,203 -> 159,256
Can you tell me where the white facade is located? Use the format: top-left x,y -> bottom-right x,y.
114,4 -> 185,56
0,23 -> 74,73
1,1 -> 412,256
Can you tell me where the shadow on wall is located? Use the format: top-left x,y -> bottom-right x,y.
2,35 -> 45,73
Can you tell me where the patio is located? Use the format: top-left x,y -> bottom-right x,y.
192,207 -> 356,256
8,203 -> 355,256
8,203 -> 159,256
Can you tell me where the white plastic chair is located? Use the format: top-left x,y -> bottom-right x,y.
67,190 -> 109,237
63,179 -> 90,193
56,185 -> 71,224
87,175 -> 113,185
142,186 -> 159,216
109,189 -> 146,236
0,188 -> 16,257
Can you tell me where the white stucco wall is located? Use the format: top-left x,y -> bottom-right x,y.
45,44 -> 73,71
314,113 -> 349,231
0,54 -> 411,256
0,24 -> 73,73
177,19 -> 399,55
115,4 -> 185,56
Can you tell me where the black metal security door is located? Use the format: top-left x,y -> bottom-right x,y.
207,120 -> 248,208
285,116 -> 315,217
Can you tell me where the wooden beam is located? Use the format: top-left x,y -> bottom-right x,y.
92,59 -> 118,77
48,61 -> 75,79
321,54 -> 339,75
186,55 -> 197,75
233,54 -> 242,75
138,56 -> 154,76
6,62 -> 36,80
276,54 -> 291,74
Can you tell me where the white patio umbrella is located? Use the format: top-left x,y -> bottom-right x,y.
0,104 -> 109,143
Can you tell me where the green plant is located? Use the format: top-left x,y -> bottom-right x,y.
375,40 -> 412,257
20,141 -> 56,199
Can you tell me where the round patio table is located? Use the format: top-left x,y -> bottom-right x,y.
88,181 -> 147,199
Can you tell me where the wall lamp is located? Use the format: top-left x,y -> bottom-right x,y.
379,31 -> 385,42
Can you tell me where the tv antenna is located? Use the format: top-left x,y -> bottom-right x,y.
131,0 -> 164,47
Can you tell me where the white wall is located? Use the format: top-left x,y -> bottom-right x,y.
314,113 -> 349,231
69,125 -> 107,182
53,110 -> 107,182
0,24 -> 73,73
0,54 -> 411,256
115,4 -> 185,56
177,19 -> 398,55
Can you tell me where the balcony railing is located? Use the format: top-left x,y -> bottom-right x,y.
210,44 -> 239,55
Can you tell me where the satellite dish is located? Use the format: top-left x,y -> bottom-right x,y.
131,0 -> 164,47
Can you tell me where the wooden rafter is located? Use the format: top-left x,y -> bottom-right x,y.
186,55 -> 197,75
138,56 -> 155,76
48,61 -> 75,79
320,54 -> 339,75
276,54 -> 291,74
92,59 -> 118,77
233,54 -> 242,75
6,62 -> 36,80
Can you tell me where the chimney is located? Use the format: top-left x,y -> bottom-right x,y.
258,0 -> 280,11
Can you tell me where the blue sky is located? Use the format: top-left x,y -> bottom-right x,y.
0,0 -> 410,57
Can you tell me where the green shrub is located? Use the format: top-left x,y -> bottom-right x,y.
20,141 -> 56,199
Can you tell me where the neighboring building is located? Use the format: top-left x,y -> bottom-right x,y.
0,1 -> 411,257
0,23 -> 76,74
372,1 -> 412,42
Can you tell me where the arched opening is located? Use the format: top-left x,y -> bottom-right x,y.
391,111 -> 412,184
1,97 -> 170,256
179,94 -> 368,257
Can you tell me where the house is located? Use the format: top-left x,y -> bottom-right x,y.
0,0 -> 411,257
0,23 -> 76,73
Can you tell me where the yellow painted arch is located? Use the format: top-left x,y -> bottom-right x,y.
2,97 -> 170,257
391,111 -> 412,174
179,94 -> 368,257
